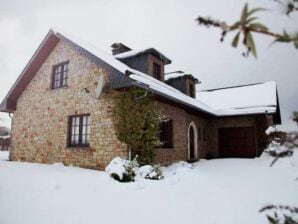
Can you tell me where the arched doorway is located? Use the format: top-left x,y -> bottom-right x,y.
188,122 -> 198,161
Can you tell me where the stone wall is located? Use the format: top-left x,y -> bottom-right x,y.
10,40 -> 127,170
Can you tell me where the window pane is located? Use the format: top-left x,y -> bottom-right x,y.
76,117 -> 80,125
74,135 -> 79,144
63,71 -> 67,79
82,135 -> 86,144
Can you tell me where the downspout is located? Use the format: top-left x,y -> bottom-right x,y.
8,113 -> 13,155
128,145 -> 132,161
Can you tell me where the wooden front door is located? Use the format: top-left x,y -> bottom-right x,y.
189,126 -> 195,160
218,127 -> 256,158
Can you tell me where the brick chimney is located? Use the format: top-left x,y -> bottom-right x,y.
111,43 -> 131,55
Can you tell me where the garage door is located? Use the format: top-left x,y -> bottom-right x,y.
218,127 -> 256,158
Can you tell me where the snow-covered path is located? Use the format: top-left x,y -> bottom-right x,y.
0,151 -> 297,224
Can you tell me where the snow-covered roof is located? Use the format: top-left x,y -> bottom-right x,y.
1,28 -> 280,120
164,73 -> 186,80
197,81 -> 278,116
129,70 -> 213,114
54,29 -> 129,75
115,47 -> 171,64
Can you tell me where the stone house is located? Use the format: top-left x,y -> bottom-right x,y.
0,29 -> 281,169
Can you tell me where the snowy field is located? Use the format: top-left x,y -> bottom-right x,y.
0,151 -> 297,224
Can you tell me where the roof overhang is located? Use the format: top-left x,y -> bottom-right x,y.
0,30 -> 60,113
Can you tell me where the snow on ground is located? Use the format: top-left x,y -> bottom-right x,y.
0,151 -> 297,224
0,151 -> 9,161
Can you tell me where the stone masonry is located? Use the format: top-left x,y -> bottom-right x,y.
10,40 -> 127,170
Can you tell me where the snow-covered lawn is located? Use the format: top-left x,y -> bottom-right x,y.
0,151 -> 297,224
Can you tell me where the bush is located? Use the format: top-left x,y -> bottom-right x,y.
259,205 -> 298,224
145,165 -> 164,180
138,164 -> 164,180
105,157 -> 139,182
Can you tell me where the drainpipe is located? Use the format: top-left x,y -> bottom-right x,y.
8,113 -> 13,155
128,145 -> 132,161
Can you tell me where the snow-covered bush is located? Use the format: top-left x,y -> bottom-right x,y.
106,158 -> 164,182
105,157 -> 139,182
137,164 -> 164,180
262,126 -> 298,166
145,165 -> 163,180
259,205 -> 298,224
138,165 -> 154,178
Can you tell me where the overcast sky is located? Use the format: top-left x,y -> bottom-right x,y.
0,0 -> 297,130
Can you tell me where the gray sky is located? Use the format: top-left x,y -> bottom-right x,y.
0,0 -> 297,130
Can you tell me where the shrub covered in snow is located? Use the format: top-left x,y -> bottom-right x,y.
105,157 -> 139,182
145,165 -> 163,180
137,165 -> 164,180
106,158 -> 164,182
259,205 -> 298,224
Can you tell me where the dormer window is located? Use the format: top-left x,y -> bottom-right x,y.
153,63 -> 161,80
52,61 -> 69,89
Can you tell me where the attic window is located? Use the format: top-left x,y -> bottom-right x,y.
159,119 -> 173,148
52,61 -> 69,89
153,63 -> 161,80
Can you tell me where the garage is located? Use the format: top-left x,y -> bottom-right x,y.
218,127 -> 256,158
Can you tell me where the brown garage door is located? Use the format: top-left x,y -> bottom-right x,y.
218,127 -> 256,158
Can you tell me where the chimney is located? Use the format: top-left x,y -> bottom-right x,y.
111,43 -> 132,55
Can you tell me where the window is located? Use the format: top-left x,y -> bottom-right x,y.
198,127 -> 201,141
68,114 -> 91,147
153,63 -> 161,80
203,128 -> 207,141
189,82 -> 195,98
159,119 -> 173,148
52,61 -> 69,89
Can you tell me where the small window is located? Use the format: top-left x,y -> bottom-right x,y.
159,119 -> 173,148
189,82 -> 195,98
68,114 -> 91,147
153,63 -> 161,80
52,61 -> 69,89
198,127 -> 201,141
